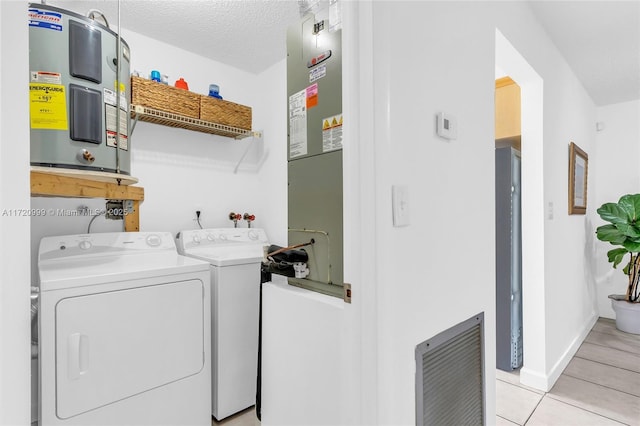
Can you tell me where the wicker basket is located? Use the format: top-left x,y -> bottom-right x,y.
130,76 -> 200,118
200,96 -> 252,131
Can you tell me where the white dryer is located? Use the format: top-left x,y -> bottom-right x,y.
37,232 -> 211,426
176,228 -> 268,420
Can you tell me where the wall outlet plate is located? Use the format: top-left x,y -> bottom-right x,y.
437,112 -> 457,140
105,200 -> 124,220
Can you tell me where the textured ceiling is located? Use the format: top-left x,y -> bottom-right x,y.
45,0 -> 302,74
41,0 -> 640,106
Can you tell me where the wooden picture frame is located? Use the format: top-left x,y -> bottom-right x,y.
568,142 -> 588,215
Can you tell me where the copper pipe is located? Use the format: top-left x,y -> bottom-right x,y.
267,239 -> 314,257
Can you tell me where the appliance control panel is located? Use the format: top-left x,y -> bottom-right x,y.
39,232 -> 175,261
176,228 -> 268,252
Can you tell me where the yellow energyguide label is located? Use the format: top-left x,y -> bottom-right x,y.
29,83 -> 68,130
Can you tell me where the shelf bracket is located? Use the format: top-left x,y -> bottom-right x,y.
233,130 -> 264,174
130,110 -> 140,137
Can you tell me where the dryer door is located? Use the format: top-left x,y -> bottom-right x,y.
55,279 -> 205,419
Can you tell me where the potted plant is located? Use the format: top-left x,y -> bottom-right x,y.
596,193 -> 640,334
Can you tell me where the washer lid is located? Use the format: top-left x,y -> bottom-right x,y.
184,244 -> 265,267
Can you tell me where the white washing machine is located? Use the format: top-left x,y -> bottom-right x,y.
37,232 -> 211,426
176,228 -> 268,420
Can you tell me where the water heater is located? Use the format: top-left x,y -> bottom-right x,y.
28,3 -> 131,175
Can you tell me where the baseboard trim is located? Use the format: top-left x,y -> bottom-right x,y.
520,312 -> 598,392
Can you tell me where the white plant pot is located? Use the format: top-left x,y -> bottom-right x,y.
610,297 -> 640,335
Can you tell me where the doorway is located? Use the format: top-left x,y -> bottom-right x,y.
495,29 -> 546,391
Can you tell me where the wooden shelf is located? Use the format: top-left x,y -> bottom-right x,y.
130,105 -> 259,140
30,166 -> 139,186
30,168 -> 144,232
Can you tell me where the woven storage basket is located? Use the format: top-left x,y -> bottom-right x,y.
200,96 -> 252,131
131,76 -> 200,118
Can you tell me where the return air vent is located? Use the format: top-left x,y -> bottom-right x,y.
415,313 -> 485,426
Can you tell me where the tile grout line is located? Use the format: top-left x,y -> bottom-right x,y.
561,371 -> 640,399
543,392 -> 631,426
512,374 -> 634,426
582,331 -> 640,343
586,331 -> 640,355
496,414 -> 518,425
573,352 -> 640,376
588,328 -> 640,341
496,375 -> 545,425
495,377 -> 546,395
522,392 -> 547,425
585,339 -> 640,355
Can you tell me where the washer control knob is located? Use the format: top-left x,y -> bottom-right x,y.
146,234 -> 162,247
219,233 -> 227,241
207,233 -> 215,241
248,230 -> 258,240
192,235 -> 201,244
78,240 -> 92,250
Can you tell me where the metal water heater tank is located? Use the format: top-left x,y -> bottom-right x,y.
29,3 -> 131,175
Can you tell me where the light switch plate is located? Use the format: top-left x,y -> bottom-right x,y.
392,185 -> 410,227
437,112 -> 457,140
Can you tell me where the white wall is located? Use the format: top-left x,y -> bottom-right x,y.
592,100 -> 640,318
0,1 -> 31,424
363,1 -> 599,421
367,3 -> 498,422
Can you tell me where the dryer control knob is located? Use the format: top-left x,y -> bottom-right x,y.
193,235 -> 201,244
146,234 -> 162,247
78,240 -> 92,250
207,233 -> 215,241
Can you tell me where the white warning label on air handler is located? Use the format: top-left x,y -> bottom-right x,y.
322,113 -> 343,152
289,89 -> 308,158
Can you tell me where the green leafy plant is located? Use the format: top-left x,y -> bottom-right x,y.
596,194 -> 640,303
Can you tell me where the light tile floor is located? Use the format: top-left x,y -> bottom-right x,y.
497,317 -> 640,426
217,318 -> 639,426
212,407 -> 260,426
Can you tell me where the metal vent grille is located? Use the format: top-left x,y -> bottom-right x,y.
415,313 -> 485,426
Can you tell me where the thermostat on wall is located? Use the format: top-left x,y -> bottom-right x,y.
436,112 -> 457,140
